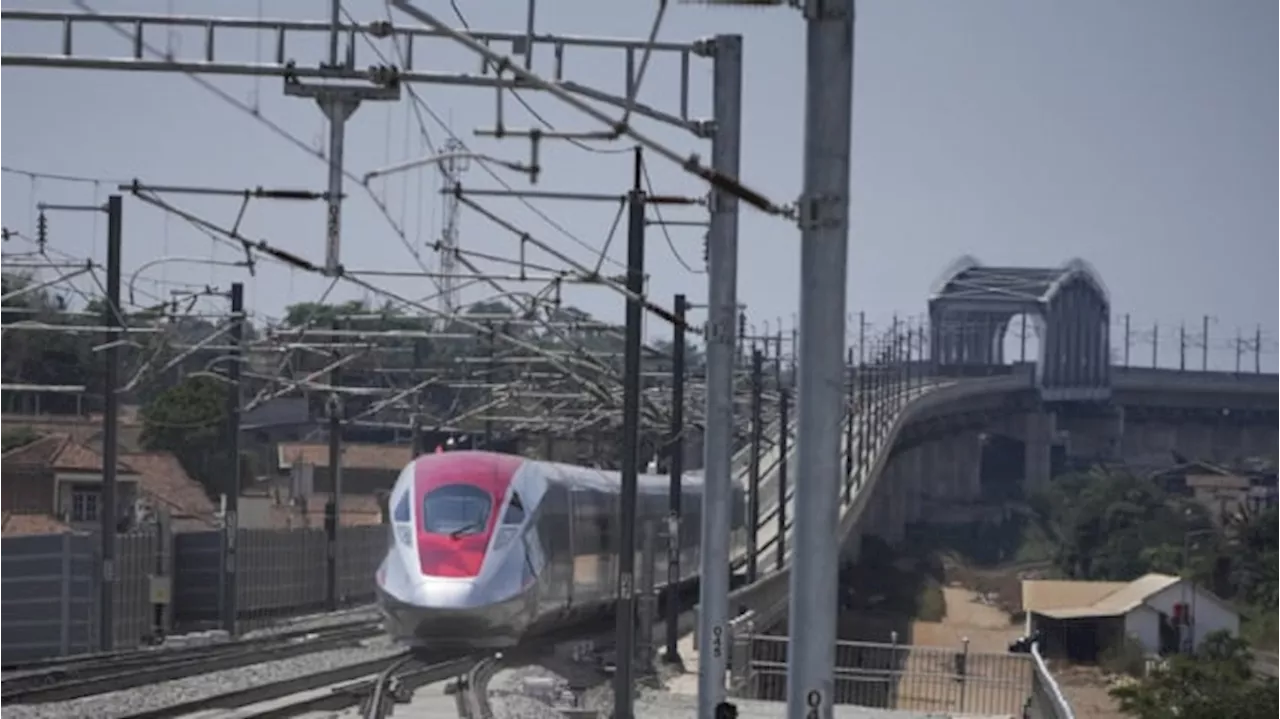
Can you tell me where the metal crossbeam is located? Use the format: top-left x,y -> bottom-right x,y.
0,9 -> 710,136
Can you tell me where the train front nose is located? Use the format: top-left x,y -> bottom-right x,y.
410,577 -> 482,608
382,576 -> 525,649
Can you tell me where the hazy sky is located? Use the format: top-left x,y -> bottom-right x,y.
2,0 -> 1276,371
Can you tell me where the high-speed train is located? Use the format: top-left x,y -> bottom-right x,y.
375,449 -> 747,650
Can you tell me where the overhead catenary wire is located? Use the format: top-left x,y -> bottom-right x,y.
0,5 -> 770,440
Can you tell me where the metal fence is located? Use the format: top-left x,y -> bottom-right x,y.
1,533 -> 97,663
1,525 -> 389,663
734,633 -> 1036,717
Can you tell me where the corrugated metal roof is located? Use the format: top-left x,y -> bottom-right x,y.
1026,573 -> 1181,620
1088,574 -> 1180,614
1022,580 -> 1127,614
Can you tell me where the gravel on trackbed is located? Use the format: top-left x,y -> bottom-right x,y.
3,605 -> 384,681
490,664 -> 589,719
153,603 -> 382,650
1,635 -> 400,719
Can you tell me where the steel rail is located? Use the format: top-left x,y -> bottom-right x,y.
2,620 -> 383,704
179,653 -> 479,719
1,618 -> 380,676
116,651 -> 480,719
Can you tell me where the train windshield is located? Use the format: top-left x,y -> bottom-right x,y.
422,484 -> 492,537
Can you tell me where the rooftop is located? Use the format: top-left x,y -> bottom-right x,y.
2,433 -> 139,475
277,442 -> 414,472
1022,573 -> 1229,621
1,434 -> 217,535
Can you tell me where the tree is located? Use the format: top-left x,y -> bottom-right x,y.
1032,469 -> 1212,582
1222,506 -> 1279,608
139,375 -> 230,499
1110,631 -> 1278,719
282,299 -> 369,328
2,271 -> 99,414
2,426 -> 42,453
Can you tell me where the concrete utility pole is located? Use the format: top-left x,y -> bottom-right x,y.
776,387 -> 789,573
788,4 -> 856,719
614,148 -> 647,719
326,319 -> 344,612
223,282 -> 244,637
100,195 -> 123,652
697,34 -> 743,719
747,347 -> 763,583
664,293 -> 688,665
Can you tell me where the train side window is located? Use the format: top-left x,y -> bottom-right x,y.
393,492 -> 411,523
503,492 -> 526,524
571,491 -> 597,555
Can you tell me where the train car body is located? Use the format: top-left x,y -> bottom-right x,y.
375,450 -> 746,650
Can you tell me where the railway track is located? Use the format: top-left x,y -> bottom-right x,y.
41,562 -> 747,719
115,651 -> 478,719
1,620 -> 384,705
188,619 -> 623,719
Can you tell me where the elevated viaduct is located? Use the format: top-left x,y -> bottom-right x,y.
729,256 -> 1276,634
852,256 -> 1276,548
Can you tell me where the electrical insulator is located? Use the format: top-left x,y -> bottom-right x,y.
36,211 -> 48,246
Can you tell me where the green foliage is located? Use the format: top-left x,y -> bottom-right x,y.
1240,604 -> 1278,651
1110,631 -> 1278,719
271,297 -> 701,435
3,270 -> 259,413
139,375 -> 229,498
2,272 -> 101,413
1100,635 -> 1150,678
1031,468 -> 1279,651
1224,506 -> 1279,609
1,426 -> 43,453
282,299 -> 371,328
915,578 -> 947,622
1030,469 -> 1213,581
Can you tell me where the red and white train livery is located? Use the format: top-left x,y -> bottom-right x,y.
375,450 -> 747,650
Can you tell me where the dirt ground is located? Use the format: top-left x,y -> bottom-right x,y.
916,556 -> 1126,718
910,586 -> 1022,652
1050,665 -> 1131,719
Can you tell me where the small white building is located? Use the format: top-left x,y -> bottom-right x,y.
1022,573 -> 1239,661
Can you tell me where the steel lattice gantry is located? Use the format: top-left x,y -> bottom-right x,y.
927,255 -> 1112,401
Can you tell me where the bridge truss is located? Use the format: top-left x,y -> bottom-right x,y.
929,255 -> 1112,402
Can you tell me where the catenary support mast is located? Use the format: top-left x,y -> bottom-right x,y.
696,33 -> 743,719
786,3 -> 856,719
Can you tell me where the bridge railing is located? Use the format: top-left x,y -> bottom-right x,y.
734,633 -> 1036,716
1024,643 -> 1076,719
721,374 -> 1035,687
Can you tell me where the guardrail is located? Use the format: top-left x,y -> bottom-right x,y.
715,364 -> 1271,713
723,379 -> 959,643
722,374 -> 1041,658
714,369 -> 1140,715
727,363 -> 1280,632
1024,643 -> 1076,719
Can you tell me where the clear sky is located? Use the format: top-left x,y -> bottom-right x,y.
3,0 -> 1276,371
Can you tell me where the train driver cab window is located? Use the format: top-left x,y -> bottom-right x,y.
393,492 -> 411,523
503,492 -> 526,524
422,485 -> 492,537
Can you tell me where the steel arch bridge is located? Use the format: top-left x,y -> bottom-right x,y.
928,255 -> 1111,402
